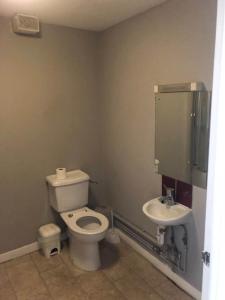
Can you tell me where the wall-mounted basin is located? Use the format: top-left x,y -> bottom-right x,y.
142,197 -> 192,226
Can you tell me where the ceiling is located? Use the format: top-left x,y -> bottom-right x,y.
0,0 -> 167,31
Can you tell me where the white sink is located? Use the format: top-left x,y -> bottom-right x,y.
143,197 -> 192,226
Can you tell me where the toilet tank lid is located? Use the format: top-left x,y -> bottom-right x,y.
46,169 -> 90,187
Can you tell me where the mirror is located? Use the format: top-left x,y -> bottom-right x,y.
154,82 -> 211,189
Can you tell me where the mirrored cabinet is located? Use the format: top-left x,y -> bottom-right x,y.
154,82 -> 211,189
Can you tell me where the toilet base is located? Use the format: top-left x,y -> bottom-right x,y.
69,235 -> 101,271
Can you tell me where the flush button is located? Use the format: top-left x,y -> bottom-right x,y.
68,214 -> 73,218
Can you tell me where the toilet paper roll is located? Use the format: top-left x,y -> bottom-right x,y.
56,168 -> 67,180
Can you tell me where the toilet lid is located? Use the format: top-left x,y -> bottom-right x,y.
60,207 -> 109,235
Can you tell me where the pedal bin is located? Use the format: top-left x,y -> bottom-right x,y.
38,223 -> 61,258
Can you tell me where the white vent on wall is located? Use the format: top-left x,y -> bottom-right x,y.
12,14 -> 40,36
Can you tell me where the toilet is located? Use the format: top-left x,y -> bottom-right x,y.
46,169 -> 109,271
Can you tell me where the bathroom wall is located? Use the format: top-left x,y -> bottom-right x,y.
99,0 -> 216,290
0,0 -> 217,290
0,18 -> 103,253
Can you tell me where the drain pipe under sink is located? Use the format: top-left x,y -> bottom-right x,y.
156,225 -> 166,246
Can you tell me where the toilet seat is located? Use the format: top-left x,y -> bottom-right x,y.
60,207 -> 109,235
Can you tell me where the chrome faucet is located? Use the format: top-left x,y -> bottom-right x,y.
163,184 -> 175,207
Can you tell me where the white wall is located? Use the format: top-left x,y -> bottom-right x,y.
99,0 -> 216,290
0,0 -> 217,291
0,18 -> 103,254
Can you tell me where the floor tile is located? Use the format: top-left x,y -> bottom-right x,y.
6,259 -> 48,299
31,250 -> 63,273
76,271 -> 114,296
144,293 -> 163,300
88,287 -> 126,300
123,251 -> 168,288
114,272 -> 158,300
4,254 -> 31,267
41,264 -> 88,300
16,292 -> 53,300
157,280 -> 194,300
0,264 -> 17,299
0,264 -> 9,289
141,264 -> 169,288
114,240 -> 134,257
102,258 -> 131,281
40,263 -> 73,287
0,240 -> 194,300
0,283 -> 17,300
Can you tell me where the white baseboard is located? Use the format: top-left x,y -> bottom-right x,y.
0,242 -> 39,264
117,228 -> 201,300
0,232 -> 68,264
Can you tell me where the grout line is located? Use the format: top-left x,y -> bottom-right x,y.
31,246 -> 89,299
120,239 -> 194,299
29,252 -> 56,300
1,265 -> 18,300
99,246 -> 158,300
118,230 -> 198,299
3,261 -> 18,300
100,269 -> 127,299
116,240 -> 191,300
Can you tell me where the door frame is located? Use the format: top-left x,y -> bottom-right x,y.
202,0 -> 225,299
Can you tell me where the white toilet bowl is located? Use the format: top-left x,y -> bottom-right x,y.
61,207 -> 109,271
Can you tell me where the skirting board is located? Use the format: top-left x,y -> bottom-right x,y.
0,232 -> 68,264
0,242 -> 39,264
117,228 -> 201,300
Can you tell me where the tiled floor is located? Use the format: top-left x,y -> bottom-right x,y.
0,240 -> 193,300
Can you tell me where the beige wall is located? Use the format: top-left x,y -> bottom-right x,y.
0,18 -> 103,253
99,0 -> 216,290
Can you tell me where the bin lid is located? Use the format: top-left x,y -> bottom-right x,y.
46,169 -> 89,187
38,223 -> 61,238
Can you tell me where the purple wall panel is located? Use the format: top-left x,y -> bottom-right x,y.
162,175 -> 192,208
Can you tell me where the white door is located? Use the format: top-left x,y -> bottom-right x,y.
202,0 -> 225,299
